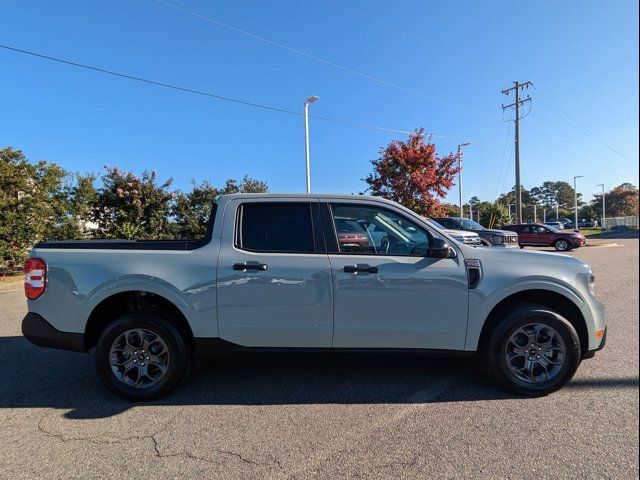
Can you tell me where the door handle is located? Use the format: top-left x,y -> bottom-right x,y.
233,263 -> 268,271
344,265 -> 378,274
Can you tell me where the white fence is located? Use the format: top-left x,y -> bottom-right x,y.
602,215 -> 639,230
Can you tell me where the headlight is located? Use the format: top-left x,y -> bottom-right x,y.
490,236 -> 503,244
588,270 -> 596,295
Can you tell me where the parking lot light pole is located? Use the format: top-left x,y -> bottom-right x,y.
596,183 -> 606,229
574,175 -> 583,230
457,143 -> 471,217
304,95 -> 320,193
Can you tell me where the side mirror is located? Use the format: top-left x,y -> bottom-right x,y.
429,238 -> 451,258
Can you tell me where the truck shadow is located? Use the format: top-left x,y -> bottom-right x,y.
1,336 -> 637,419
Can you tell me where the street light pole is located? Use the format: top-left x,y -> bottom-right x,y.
596,183 -> 606,229
457,143 -> 471,217
304,95 -> 319,194
573,175 -> 583,230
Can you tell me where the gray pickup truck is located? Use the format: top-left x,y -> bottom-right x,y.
22,194 -> 606,400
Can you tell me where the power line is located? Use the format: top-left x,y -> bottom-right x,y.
528,127 -> 627,177
495,123 -> 511,199
0,43 -> 470,139
538,94 -> 632,162
151,0 -> 499,121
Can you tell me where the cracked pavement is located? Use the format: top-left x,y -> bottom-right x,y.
0,240 -> 638,479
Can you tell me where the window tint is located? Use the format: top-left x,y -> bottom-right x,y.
331,204 -> 429,255
239,203 -> 315,252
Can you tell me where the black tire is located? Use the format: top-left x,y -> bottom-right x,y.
95,312 -> 192,401
554,239 -> 572,251
482,303 -> 581,396
519,245 -> 525,249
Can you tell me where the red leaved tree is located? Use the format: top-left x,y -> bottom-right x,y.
364,128 -> 460,217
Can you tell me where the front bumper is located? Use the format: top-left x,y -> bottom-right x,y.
22,312 -> 86,352
583,327 -> 607,359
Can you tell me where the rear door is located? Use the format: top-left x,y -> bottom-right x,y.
323,201 -> 469,350
216,199 -> 333,347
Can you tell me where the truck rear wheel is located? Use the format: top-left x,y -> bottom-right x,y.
95,312 -> 191,401
483,303 -> 581,396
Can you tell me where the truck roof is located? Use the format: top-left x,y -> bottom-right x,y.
216,193 -> 399,206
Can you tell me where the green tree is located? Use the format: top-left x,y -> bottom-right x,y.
219,175 -> 269,195
171,181 -> 219,239
52,173 -> 99,240
593,183 -> 639,217
0,147 -> 68,267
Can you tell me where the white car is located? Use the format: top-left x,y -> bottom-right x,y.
427,219 -> 483,247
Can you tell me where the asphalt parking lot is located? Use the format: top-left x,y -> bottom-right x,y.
1,240 -> 638,479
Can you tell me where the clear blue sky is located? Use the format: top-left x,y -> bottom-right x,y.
1,0 -> 638,204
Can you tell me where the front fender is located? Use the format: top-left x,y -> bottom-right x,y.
465,277 -> 587,351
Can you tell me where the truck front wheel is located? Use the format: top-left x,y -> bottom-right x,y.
483,303 -> 581,395
95,312 -> 192,401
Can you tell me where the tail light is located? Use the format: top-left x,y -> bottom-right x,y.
24,257 -> 47,299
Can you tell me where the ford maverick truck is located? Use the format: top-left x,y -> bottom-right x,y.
22,194 -> 606,400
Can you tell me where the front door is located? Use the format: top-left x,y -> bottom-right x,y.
325,202 -> 470,350
217,199 -> 333,347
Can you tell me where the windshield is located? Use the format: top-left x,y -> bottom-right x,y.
426,219 -> 446,230
459,219 -> 485,230
545,224 -> 559,232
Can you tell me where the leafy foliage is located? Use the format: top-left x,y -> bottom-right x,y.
0,147 -> 270,268
364,129 -> 460,216
593,183 -> 639,217
0,147 -> 67,267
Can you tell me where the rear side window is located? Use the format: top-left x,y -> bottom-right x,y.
237,203 -> 315,253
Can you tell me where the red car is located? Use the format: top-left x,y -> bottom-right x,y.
334,217 -> 371,251
502,223 -> 586,251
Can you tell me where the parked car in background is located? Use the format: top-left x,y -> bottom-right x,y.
432,217 -> 519,247
427,219 -> 483,247
334,216 -> 372,252
578,219 -> 597,228
544,221 -> 564,230
548,217 -> 574,229
502,223 -> 586,251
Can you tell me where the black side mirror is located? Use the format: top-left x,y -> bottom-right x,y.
429,238 -> 451,258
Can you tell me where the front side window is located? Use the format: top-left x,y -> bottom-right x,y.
331,204 -> 430,255
238,203 -> 315,253
459,219 -> 485,230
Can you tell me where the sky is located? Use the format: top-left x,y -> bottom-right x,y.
1,0 -> 638,205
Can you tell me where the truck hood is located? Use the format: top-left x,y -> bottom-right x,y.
443,229 -> 478,238
461,242 -> 590,272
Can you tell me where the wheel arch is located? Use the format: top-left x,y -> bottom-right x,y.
84,290 -> 194,351
477,289 -> 588,356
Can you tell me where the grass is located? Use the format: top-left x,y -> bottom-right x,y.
579,228 -> 603,238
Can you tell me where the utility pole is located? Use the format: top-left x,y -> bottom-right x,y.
574,175 -> 583,231
596,183 -> 606,229
534,204 -> 537,223
457,143 -> 471,218
556,202 -> 559,219
502,81 -> 532,224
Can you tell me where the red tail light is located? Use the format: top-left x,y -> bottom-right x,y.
24,257 -> 47,299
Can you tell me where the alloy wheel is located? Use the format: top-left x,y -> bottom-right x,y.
504,323 -> 566,384
109,328 -> 170,388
